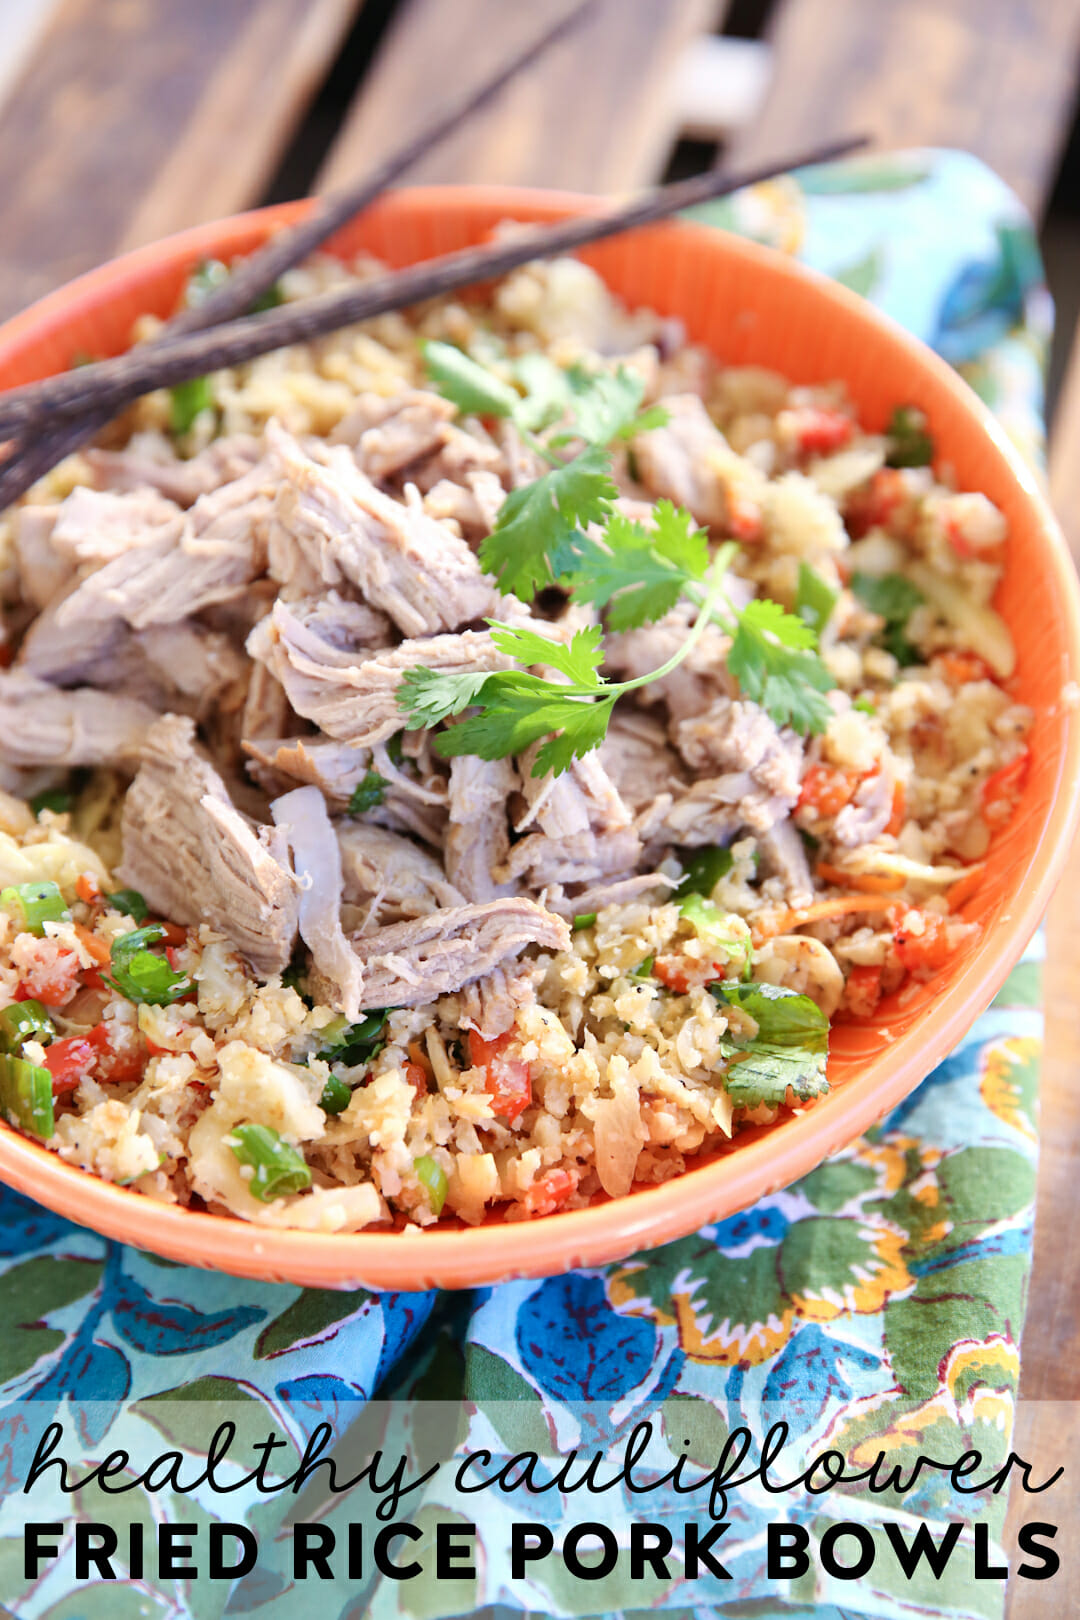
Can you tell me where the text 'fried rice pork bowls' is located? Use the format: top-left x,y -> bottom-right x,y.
0,241 -> 1035,1236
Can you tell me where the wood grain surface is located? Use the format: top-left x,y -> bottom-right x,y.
0,0 -> 361,321
1005,387 -> 1080,1617
318,0 -> 723,195
725,0 -> 1080,217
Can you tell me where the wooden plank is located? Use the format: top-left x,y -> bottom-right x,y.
1018,840 -> 1080,1382
1004,1402 -> 1079,1615
671,34 -> 773,141
0,0 -> 361,323
0,0 -> 58,108
725,0 -> 1080,218
1050,338 -> 1080,565
117,0 -> 364,255
1007,335 -> 1080,1600
318,0 -> 723,196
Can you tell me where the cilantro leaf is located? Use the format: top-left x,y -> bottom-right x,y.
566,501 -> 708,630
851,571 -> 924,622
478,446 -> 617,599
433,681 -> 616,776
551,365 -> 653,447
885,404 -> 934,469
510,352 -> 575,432
348,770 -> 388,815
487,622 -> 604,687
711,981 -> 830,1105
678,896 -> 753,977
851,571 -> 925,668
420,340 -> 519,418
674,845 -> 734,899
727,598 -> 835,734
795,561 -> 838,633
397,667 -> 496,729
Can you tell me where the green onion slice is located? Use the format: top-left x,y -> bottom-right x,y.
415,1154 -> 448,1216
170,375 -> 215,435
0,881 -> 70,936
316,1009 -> 389,1066
227,1123 -> 311,1202
0,1000 -> 55,1053
318,1076 -> 352,1116
0,1053 -> 55,1139
29,789 -> 72,818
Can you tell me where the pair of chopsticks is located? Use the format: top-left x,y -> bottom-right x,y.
0,0 -> 867,510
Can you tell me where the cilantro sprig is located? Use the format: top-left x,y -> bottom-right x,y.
400,551 -> 736,777
727,599 -> 835,734
422,342 -> 664,599
480,446 -> 617,601
408,343 -> 837,772
566,500 -> 710,631
711,981 -> 830,1105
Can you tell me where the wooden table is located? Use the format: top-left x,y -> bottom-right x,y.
0,1 -> 1077,1608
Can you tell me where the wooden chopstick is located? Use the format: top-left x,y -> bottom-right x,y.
0,0 -> 599,509
0,134 -> 867,459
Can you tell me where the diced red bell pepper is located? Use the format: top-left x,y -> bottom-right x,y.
653,955 -> 730,994
524,1168 -> 579,1217
43,1036 -> 97,1093
83,1020 -> 145,1084
17,940 -> 82,1007
789,406 -> 855,456
797,764 -> 863,818
468,1029 -> 532,1123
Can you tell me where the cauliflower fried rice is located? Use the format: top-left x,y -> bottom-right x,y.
0,247 -> 1031,1231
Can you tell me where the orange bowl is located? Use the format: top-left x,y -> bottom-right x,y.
1,186 -> 1078,1291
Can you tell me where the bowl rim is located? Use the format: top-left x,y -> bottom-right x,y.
1,183 -> 1078,1292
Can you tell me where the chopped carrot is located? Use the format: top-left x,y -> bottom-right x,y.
946,864 -> 985,911
933,651 -> 994,686
885,780 -> 906,838
404,1061 -> 429,1096
893,909 -> 952,973
75,873 -> 102,905
73,923 -> 111,966
726,489 -> 764,541
981,750 -> 1029,825
845,964 -> 883,1017
753,893 -> 897,942
654,954 -> 731,993
816,862 -> 905,894
845,467 -> 907,537
468,1029 -> 532,1123
797,764 -> 863,818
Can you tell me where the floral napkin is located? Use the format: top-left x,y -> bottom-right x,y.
0,150 -> 1050,1619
